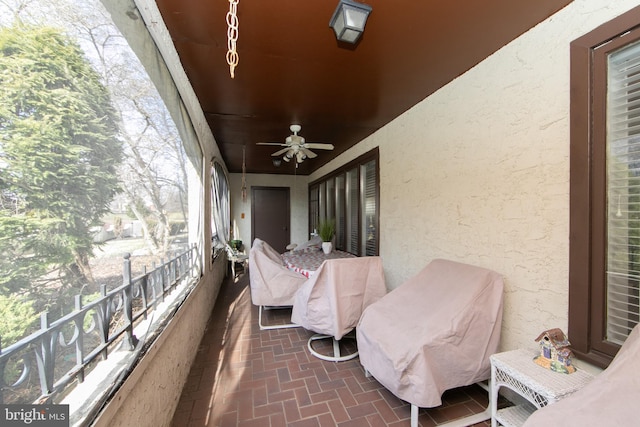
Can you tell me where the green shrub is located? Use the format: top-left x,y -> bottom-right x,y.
0,295 -> 37,347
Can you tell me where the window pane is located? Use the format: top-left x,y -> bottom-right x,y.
211,161 -> 230,250
336,174 -> 345,250
326,177 -> 335,222
346,168 -> 359,254
319,182 -> 326,223
309,185 -> 320,235
360,160 -> 377,256
0,0 -> 197,405
606,39 -> 640,344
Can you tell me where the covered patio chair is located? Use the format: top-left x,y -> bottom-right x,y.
356,258 -> 504,427
248,238 -> 308,330
291,256 -> 386,362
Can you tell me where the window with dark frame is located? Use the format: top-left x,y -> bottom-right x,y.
309,148 -> 379,256
570,5 -> 640,368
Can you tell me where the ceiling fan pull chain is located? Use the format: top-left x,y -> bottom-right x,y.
226,0 -> 239,78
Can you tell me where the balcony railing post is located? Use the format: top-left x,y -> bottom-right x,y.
34,312 -> 57,400
121,253 -> 138,351
0,337 -> 4,403
96,283 -> 110,360
140,266 -> 149,318
74,295 -> 85,383
162,257 -> 167,296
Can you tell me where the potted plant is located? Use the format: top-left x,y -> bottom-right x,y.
318,219 -> 335,254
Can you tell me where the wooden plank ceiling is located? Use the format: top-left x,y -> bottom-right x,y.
155,0 -> 572,175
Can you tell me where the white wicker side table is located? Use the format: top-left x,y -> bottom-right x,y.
490,348 -> 595,427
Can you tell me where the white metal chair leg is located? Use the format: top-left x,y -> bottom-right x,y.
307,334 -> 359,362
411,404 -> 419,427
258,305 -> 299,330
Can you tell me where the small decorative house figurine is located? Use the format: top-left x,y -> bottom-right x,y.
533,328 -> 576,374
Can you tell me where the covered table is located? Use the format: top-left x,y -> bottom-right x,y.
282,249 -> 356,278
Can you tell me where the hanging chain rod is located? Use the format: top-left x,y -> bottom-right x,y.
226,0 -> 239,78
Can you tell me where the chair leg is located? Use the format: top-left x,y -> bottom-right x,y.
258,305 -> 300,330
411,404 -> 419,427
307,334 -> 359,362
410,381 -> 492,427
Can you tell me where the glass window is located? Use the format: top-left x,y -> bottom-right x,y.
309,148 -> 379,256
211,159 -> 230,253
0,0 -> 202,406
361,159 -> 378,256
346,168 -> 360,253
309,185 -> 320,235
335,174 -> 345,249
570,6 -> 640,367
605,40 -> 640,346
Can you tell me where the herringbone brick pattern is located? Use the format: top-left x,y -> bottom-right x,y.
170,271 -> 496,427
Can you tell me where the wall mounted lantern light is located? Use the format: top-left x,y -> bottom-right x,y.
329,0 -> 372,44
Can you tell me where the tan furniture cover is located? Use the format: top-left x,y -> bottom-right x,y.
248,238 -> 307,307
291,256 -> 386,340
522,323 -> 640,427
356,258 -> 504,407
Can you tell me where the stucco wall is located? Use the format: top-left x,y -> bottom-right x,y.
229,173 -> 310,250
310,0 -> 640,352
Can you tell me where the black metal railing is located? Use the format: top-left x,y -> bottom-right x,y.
0,244 -> 200,404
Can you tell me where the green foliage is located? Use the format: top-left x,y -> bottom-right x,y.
0,215 -> 68,294
0,294 -> 37,347
318,219 -> 335,242
0,24 -> 123,293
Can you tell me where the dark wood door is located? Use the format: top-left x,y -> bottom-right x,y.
251,186 -> 290,253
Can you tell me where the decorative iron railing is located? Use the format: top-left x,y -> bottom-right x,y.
0,244 -> 201,404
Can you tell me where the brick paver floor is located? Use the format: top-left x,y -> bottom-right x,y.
170,270 -> 498,426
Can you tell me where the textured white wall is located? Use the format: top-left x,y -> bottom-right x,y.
310,0 -> 640,352
229,173 -> 310,250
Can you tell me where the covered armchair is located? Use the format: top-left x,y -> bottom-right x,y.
356,258 -> 504,427
291,256 -> 386,362
248,238 -> 308,330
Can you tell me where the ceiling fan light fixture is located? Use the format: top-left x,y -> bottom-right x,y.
272,158 -> 282,167
329,0 -> 372,44
256,123 -> 334,165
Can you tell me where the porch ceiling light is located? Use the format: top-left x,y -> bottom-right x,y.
329,0 -> 372,44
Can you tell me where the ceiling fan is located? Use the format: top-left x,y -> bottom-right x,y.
257,124 -> 334,164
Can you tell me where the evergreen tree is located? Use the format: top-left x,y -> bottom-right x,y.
0,24 -> 123,294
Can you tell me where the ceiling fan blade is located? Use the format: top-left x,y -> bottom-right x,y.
271,147 -> 291,157
304,143 -> 334,150
301,148 -> 317,158
256,142 -> 286,146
